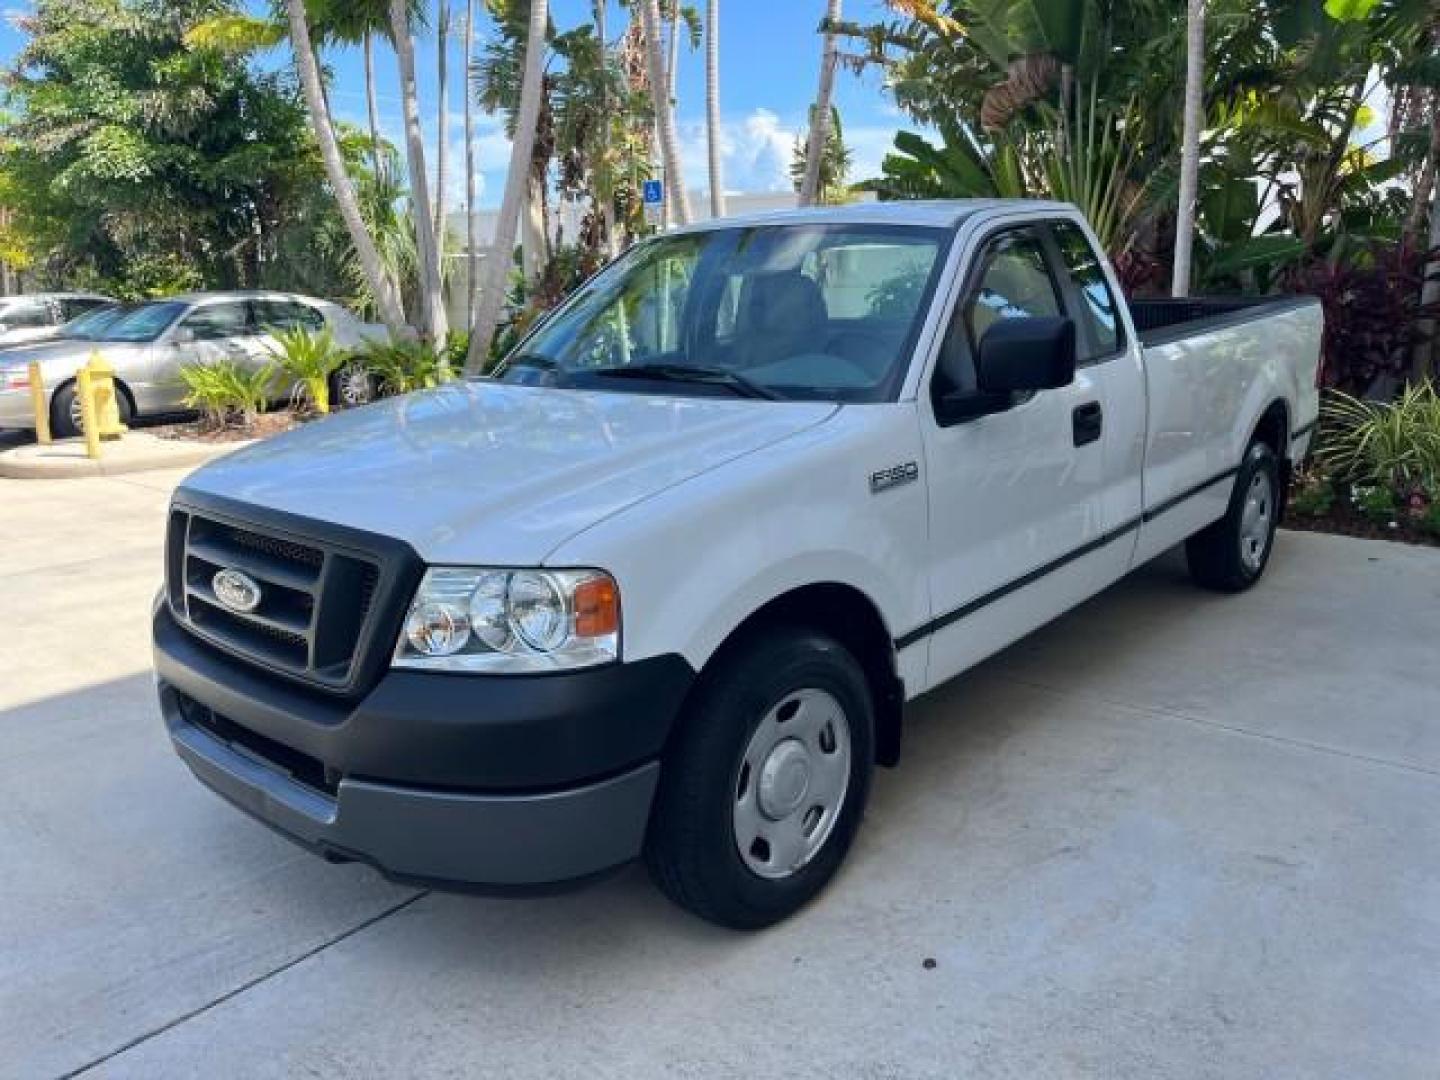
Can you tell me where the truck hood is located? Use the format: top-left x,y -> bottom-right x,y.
181,380 -> 838,564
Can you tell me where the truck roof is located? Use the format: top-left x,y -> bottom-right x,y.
669,198 -> 1078,235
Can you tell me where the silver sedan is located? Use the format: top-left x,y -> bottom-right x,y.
0,291 -> 388,436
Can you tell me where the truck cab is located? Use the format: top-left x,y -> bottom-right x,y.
154,201 -> 1322,928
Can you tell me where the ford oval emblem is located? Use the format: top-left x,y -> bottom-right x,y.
212,568 -> 263,613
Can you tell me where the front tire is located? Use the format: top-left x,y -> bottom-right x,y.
645,628 -> 874,929
1186,440 -> 1281,592
50,380 -> 133,439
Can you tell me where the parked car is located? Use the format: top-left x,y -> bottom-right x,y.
0,291 -> 387,436
0,292 -> 114,350
153,201 -> 1322,928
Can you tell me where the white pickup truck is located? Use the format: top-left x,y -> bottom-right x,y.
154,201 -> 1322,928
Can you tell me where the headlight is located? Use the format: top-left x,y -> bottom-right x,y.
394,567 -> 620,673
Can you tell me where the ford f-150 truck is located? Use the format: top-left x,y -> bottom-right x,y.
154,200 -> 1322,928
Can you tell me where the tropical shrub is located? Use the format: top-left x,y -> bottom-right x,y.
1319,383 -> 1440,492
267,327 -> 345,415
1288,473 -> 1336,518
177,361 -> 275,429
1352,484 -> 1400,525
1285,244 -> 1440,394
357,338 -> 452,397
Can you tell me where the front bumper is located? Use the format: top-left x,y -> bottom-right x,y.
154,605 -> 695,888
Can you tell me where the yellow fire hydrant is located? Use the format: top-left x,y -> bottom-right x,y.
74,352 -> 127,460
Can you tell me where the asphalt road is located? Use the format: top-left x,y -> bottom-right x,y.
2,467 -> 1437,1079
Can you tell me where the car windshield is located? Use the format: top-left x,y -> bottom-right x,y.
493,223 -> 949,403
61,304 -> 127,340
94,301 -> 187,343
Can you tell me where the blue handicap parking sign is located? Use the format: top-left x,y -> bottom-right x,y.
642,179 -> 664,204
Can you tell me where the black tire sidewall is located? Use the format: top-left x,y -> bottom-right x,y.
50,380 -> 132,438
650,630 -> 875,927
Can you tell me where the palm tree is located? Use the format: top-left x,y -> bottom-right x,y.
282,0 -> 406,332
389,0 -> 448,343
641,0 -> 691,224
464,0 -> 481,325
705,0 -> 725,218
435,2 -> 452,261
1172,0 -> 1205,298
466,0 -> 550,373
363,33 -> 383,172
596,0 -> 619,254
798,0 -> 841,208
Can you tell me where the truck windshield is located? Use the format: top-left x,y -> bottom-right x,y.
494,223 -> 949,402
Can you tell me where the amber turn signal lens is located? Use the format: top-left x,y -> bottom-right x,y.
573,575 -> 620,638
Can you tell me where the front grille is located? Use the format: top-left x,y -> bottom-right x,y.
167,507 -> 384,692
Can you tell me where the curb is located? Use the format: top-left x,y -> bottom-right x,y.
0,434 -> 253,479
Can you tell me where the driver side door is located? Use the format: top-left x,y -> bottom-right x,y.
916,222 -> 1118,691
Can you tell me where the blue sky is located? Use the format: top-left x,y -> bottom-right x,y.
0,1 -> 911,208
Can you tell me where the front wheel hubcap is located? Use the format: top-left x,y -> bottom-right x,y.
1239,469 -> 1274,573
733,688 -> 851,880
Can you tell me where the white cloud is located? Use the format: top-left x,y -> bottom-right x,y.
672,108 -> 904,195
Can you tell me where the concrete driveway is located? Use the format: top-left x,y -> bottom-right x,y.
2,468 -> 1437,1080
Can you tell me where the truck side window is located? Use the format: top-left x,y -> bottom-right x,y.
937,229 -> 1063,396
1052,221 -> 1123,361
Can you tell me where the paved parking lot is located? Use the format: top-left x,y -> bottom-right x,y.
3,467 -> 1438,1079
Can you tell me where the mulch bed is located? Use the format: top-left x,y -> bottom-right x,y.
149,411 -> 302,444
1283,505 -> 1440,548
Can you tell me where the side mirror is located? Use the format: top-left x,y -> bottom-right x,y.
935,317 -> 1076,424
172,326 -> 196,345
976,316 -> 1076,394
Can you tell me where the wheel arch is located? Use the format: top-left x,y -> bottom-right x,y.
50,374 -> 138,421
686,582 -> 905,768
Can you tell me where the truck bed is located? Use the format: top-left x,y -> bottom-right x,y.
1129,296 -> 1319,348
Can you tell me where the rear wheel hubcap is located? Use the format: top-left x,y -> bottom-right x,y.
1239,470 -> 1273,573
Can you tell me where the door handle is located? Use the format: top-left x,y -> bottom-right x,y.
1072,401 -> 1103,447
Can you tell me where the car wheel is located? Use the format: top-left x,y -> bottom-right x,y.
645,627 -> 874,929
1186,440 -> 1280,593
50,380 -> 133,439
332,361 -> 377,409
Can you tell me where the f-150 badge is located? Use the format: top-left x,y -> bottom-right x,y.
870,461 -> 919,494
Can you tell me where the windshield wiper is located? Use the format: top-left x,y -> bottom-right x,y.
590,363 -> 781,401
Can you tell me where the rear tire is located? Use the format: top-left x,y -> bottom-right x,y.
645,628 -> 874,929
1186,440 -> 1280,593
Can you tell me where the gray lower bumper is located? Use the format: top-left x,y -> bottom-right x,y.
168,710 -> 659,888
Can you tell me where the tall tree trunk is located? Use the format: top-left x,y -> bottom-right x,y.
596,0 -> 617,255
390,0 -> 448,343
364,34 -> 383,173
798,0 -> 841,207
466,0 -> 549,373
284,0 -> 405,332
664,4 -> 681,228
435,2 -> 451,263
706,0 -> 725,218
1171,0 -> 1204,298
464,0 -> 480,327
522,184 -> 547,282
641,0 -> 691,225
